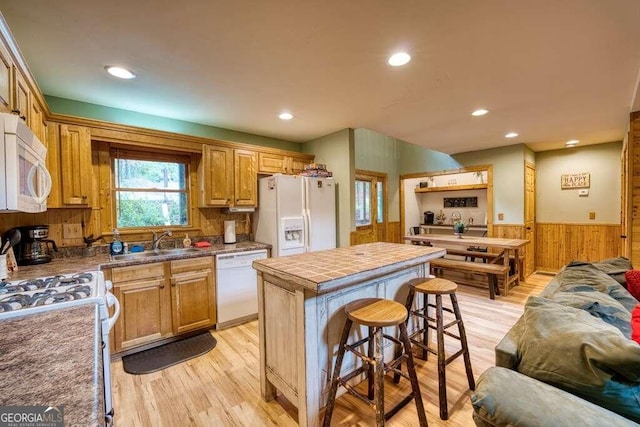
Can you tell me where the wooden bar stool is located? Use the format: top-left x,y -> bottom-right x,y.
323,298 -> 428,427
402,277 -> 475,420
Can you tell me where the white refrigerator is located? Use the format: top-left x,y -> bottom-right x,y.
254,174 -> 336,257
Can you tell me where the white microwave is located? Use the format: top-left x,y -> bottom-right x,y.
0,113 -> 51,213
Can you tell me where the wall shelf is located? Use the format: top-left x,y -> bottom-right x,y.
415,183 -> 488,193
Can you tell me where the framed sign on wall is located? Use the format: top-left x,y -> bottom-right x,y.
561,172 -> 590,189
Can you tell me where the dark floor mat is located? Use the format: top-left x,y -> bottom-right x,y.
122,332 -> 217,375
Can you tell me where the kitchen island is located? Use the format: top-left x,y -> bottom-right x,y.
252,242 -> 445,427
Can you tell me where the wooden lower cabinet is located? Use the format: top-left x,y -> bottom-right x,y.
109,256 -> 216,353
170,257 -> 216,335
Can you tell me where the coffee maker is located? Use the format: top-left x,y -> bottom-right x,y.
424,211 -> 435,225
13,225 -> 58,265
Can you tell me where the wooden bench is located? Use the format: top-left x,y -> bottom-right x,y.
430,258 -> 510,299
445,248 -> 499,262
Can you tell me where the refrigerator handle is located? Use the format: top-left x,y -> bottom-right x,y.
303,208 -> 311,252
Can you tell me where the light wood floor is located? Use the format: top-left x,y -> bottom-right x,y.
112,273 -> 552,426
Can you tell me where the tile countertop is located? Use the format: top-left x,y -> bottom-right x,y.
0,304 -> 104,426
252,242 -> 446,294
6,241 -> 271,281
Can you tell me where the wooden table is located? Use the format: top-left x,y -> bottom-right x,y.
404,234 -> 529,288
252,242 -> 446,427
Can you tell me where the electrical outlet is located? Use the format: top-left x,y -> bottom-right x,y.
589,211 -> 596,220
498,213 -> 504,221
63,223 -> 82,239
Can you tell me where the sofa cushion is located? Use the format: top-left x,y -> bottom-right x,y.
551,264 -> 638,312
472,367 -> 639,427
517,296 -> 640,422
568,256 -> 633,286
549,291 -> 631,337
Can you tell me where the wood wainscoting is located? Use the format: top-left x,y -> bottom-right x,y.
536,223 -> 622,272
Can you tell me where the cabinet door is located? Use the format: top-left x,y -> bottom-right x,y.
170,268 -> 216,334
0,43 -> 12,112
258,152 -> 288,174
234,149 -> 257,206
113,276 -> 172,351
289,156 -> 307,175
60,124 -> 92,205
12,68 -> 30,124
200,145 -> 233,206
29,100 -> 46,142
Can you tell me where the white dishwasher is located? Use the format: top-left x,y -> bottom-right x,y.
215,249 -> 267,327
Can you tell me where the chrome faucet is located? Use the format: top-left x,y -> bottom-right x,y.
150,230 -> 172,250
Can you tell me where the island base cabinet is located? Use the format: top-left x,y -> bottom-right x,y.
257,264 -> 426,427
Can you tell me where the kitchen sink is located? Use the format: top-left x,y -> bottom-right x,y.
111,247 -> 201,261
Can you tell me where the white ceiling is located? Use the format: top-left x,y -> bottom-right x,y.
2,1 -> 640,154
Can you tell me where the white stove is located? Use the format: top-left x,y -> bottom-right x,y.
0,271 -> 120,426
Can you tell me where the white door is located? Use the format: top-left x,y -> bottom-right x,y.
304,177 -> 336,252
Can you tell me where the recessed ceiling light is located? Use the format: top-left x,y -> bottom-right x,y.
505,132 -> 519,138
566,139 -> 580,146
278,112 -> 294,120
388,52 -> 411,67
472,109 -> 489,116
105,66 -> 136,79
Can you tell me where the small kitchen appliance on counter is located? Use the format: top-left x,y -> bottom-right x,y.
13,225 -> 57,265
424,211 -> 434,225
224,220 -> 236,244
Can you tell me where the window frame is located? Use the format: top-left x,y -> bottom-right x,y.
110,148 -> 192,230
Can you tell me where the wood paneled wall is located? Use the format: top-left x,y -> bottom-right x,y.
491,224 -> 525,239
535,223 -> 622,272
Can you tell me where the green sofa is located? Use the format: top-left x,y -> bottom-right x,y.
471,257 -> 640,426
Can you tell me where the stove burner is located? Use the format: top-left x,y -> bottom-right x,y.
0,285 -> 93,312
0,273 -> 94,295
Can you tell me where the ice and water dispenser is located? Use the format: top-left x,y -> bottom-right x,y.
281,217 -> 304,250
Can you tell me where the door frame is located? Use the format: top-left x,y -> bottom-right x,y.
351,169 -> 388,245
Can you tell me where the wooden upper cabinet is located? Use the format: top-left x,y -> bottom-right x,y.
60,124 -> 93,206
12,67 -> 30,124
258,152 -> 312,175
234,149 -> 257,206
258,152 -> 289,174
0,43 -> 12,112
29,100 -> 46,142
200,144 -> 234,207
199,145 -> 257,207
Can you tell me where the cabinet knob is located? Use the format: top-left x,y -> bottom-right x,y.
171,278 -> 176,287
159,284 -> 165,289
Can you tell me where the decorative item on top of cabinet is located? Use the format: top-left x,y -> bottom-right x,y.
199,144 -> 257,207
59,124 -> 92,206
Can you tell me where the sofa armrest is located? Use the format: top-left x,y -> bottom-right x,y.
495,317 -> 523,369
472,367 -> 638,427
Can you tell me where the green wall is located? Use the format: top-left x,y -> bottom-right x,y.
45,96 -> 302,152
454,144 -> 527,224
303,129 -> 354,247
354,128 -> 400,222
